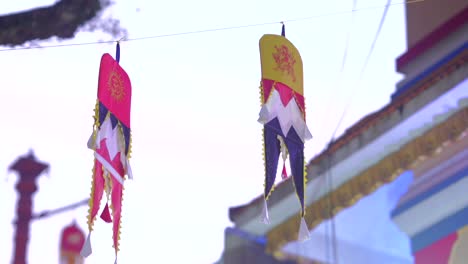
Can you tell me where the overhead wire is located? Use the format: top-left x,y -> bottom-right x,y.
332,0 -> 393,138
322,0 -> 394,263
324,0 -> 359,261
0,0 -> 423,52
322,0 -> 360,262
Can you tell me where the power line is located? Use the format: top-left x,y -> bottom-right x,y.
340,0 -> 359,72
324,0 -> 359,262
319,0 -> 359,139
331,0 -> 393,138
0,0 -> 423,52
323,0 -> 394,262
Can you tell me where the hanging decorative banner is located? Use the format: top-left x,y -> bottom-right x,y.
258,28 -> 312,241
60,221 -> 85,264
81,42 -> 133,263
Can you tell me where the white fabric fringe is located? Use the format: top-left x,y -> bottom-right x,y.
298,217 -> 311,242
80,232 -> 92,257
261,199 -> 270,224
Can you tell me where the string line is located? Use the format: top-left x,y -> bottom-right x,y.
0,0 -> 423,52
324,0 -> 359,260
332,0 -> 393,139
323,0 -> 395,262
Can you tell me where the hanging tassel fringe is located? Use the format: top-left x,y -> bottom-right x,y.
281,162 -> 288,179
80,232 -> 92,257
87,132 -> 95,150
298,217 -> 311,242
278,135 -> 289,180
126,159 -> 133,180
100,203 -> 113,223
261,198 -> 270,224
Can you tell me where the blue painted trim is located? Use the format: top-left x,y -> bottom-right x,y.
391,42 -> 468,100
411,206 -> 468,253
391,165 -> 468,217
225,227 -> 267,245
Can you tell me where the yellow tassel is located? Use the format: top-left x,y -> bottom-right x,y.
110,184 -> 125,253
86,99 -> 102,231
86,162 -> 97,231
303,160 -> 308,217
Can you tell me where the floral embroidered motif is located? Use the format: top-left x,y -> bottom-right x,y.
272,45 -> 296,82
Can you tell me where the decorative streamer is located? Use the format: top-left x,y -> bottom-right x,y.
258,25 -> 312,242
81,42 -> 133,263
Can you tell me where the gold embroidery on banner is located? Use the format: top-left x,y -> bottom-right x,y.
108,71 -> 125,102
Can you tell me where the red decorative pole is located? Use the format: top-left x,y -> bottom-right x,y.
9,151 -> 49,264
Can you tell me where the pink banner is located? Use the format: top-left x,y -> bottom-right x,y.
98,53 -> 132,128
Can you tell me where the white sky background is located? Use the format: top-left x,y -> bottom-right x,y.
0,0 -> 407,263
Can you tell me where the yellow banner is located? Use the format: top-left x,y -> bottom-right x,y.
259,34 -> 303,95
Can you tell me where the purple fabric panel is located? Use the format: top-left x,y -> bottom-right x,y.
284,127 -> 305,216
263,118 -> 305,215
122,125 -> 131,155
98,101 -> 109,128
110,114 -> 118,129
98,101 -> 131,155
98,101 -> 118,129
264,118 -> 282,198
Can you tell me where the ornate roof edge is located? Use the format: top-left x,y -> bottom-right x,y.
265,106 -> 468,253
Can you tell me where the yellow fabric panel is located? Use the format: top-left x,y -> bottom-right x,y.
259,34 -> 303,95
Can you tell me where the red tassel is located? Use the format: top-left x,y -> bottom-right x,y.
100,203 -> 112,223
281,162 -> 288,179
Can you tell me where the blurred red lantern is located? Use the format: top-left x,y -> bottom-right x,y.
60,221 -> 85,264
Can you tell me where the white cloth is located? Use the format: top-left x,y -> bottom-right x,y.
277,135 -> 288,161
80,233 -> 92,257
261,199 -> 270,224
258,89 -> 312,142
90,115 -> 133,181
298,217 -> 311,242
98,117 -> 119,160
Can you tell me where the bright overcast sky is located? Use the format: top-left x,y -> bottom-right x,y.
0,0 -> 407,263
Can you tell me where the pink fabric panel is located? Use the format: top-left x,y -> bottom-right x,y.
90,158 -> 105,222
110,152 -> 125,253
415,233 -> 458,264
98,53 -> 132,128
261,79 -> 305,116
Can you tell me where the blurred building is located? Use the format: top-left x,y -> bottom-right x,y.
218,1 -> 468,263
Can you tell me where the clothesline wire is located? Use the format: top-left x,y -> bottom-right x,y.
0,0 -> 423,52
